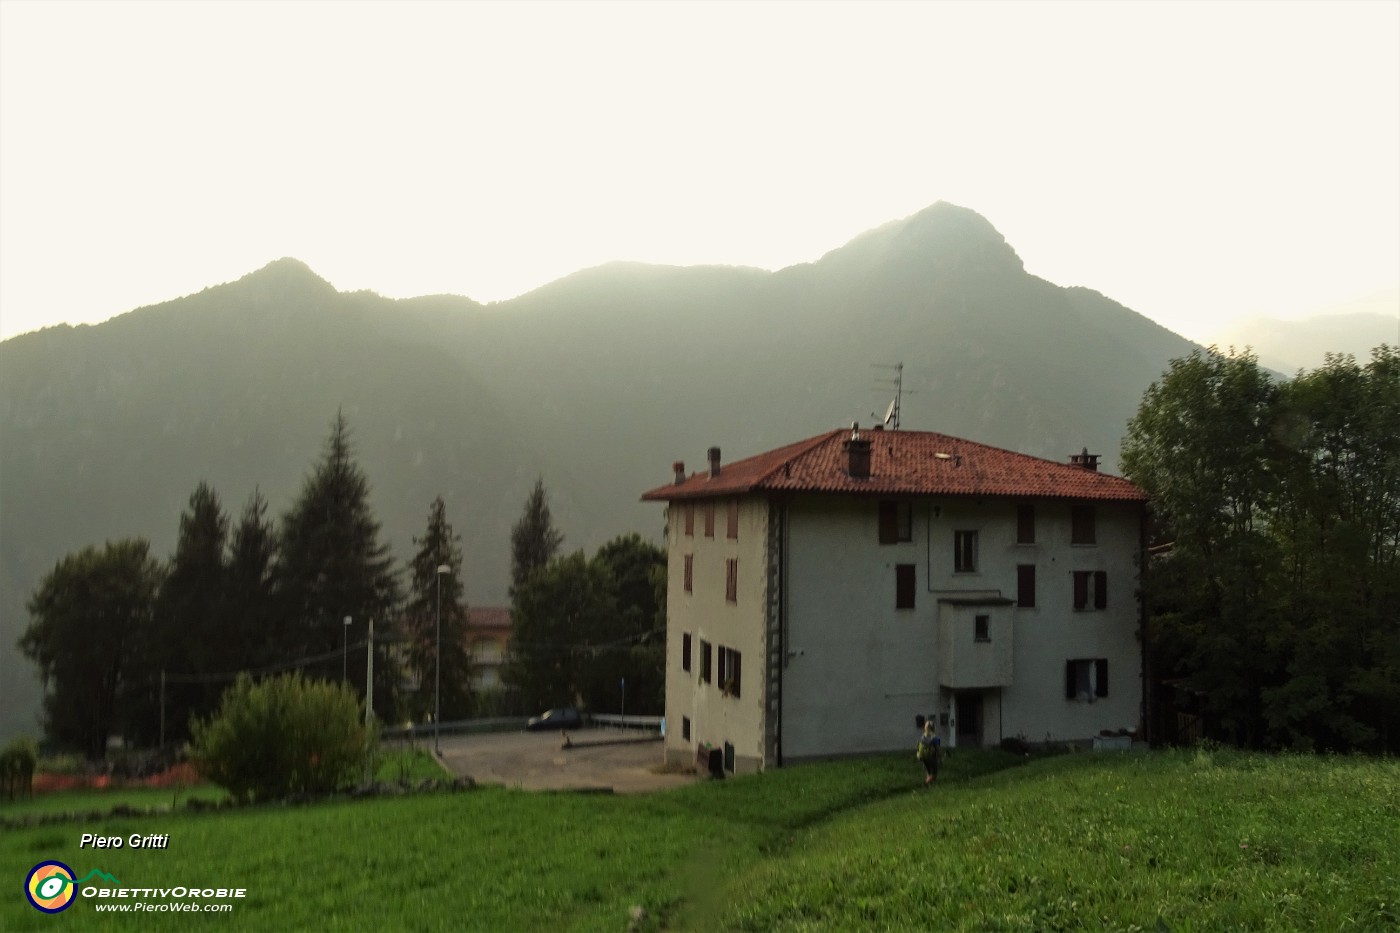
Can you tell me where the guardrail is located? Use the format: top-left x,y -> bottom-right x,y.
381,717 -> 527,740
589,714 -> 663,732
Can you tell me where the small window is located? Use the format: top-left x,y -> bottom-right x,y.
682,716 -> 691,740
704,502 -> 715,538
684,503 -> 694,537
896,563 -> 916,609
718,646 -> 742,697
725,558 -> 738,603
1065,658 -> 1109,699
1017,504 -> 1035,544
954,530 -> 978,573
700,640 -> 712,684
683,554 -> 694,594
1071,505 -> 1096,545
1017,564 -> 1036,608
878,501 -> 913,544
726,500 -> 739,539
1072,571 -> 1108,610
682,632 -> 692,672
974,615 -> 990,642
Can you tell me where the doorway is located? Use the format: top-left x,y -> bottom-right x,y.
955,692 -> 983,747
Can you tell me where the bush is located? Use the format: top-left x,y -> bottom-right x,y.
191,673 -> 371,803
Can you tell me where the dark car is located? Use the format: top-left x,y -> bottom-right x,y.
526,707 -> 582,732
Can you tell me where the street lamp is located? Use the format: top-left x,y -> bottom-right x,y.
342,616 -> 352,683
435,564 -> 450,755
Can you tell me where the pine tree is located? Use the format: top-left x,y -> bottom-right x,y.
141,482 -> 230,745
225,488 -> 279,673
276,412 -> 402,718
509,477 -> 563,595
400,496 -> 473,722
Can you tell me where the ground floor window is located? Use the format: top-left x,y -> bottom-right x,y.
1065,658 -> 1109,700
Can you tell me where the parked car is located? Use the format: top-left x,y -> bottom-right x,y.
526,707 -> 582,731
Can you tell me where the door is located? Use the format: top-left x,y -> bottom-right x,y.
955,692 -> 983,747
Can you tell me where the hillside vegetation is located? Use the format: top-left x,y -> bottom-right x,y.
0,202 -> 1204,742
3,749 -> 1395,931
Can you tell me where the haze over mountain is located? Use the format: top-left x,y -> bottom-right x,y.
0,202 -> 1206,742
1205,289 -> 1398,373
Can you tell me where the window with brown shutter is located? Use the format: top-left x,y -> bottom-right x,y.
1073,571 -> 1089,610
974,615 -> 990,642
1017,564 -> 1036,607
683,554 -> 693,594
718,646 -> 742,697
704,502 -> 715,538
701,640 -> 712,683
1073,571 -> 1107,610
896,564 -> 916,609
1071,505 -> 1096,544
725,558 -> 737,603
1094,570 -> 1107,609
1017,504 -> 1035,544
878,501 -> 912,544
954,530 -> 978,572
682,632 -> 692,671
1065,659 -> 1109,698
726,500 -> 739,539
684,503 -> 694,537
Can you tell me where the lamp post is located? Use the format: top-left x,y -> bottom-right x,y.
342,616 -> 352,683
435,564 -> 450,755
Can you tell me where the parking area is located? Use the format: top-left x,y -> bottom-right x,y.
434,728 -> 698,794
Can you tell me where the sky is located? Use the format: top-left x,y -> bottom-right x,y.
1,0 -> 1397,344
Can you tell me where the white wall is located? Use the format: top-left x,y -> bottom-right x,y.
662,497 -> 768,772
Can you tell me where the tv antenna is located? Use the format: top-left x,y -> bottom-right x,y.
871,362 -> 910,430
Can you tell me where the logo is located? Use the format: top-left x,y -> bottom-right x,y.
26,861 -> 77,913
24,863 -> 122,913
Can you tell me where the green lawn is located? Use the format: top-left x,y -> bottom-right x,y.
2,748 -> 1395,931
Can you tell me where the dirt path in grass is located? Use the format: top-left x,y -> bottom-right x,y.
434,729 -> 699,794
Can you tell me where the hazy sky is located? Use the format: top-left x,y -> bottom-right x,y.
1,0 -> 1397,343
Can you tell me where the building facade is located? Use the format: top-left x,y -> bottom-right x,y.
642,427 -> 1148,775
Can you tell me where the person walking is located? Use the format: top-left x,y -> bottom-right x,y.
917,719 -> 942,786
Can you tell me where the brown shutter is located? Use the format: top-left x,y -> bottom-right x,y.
1017,504 -> 1035,544
896,564 -> 916,609
1095,658 -> 1109,697
1065,661 -> 1077,699
733,651 -> 742,698
1094,571 -> 1108,610
1073,571 -> 1089,610
878,502 -> 897,544
1017,564 -> 1036,607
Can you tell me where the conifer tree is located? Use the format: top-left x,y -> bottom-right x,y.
509,477 -> 563,595
276,412 -> 401,718
401,496 -> 473,722
225,488 -> 279,672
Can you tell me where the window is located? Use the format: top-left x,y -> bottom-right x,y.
725,559 -> 738,603
974,615 -> 990,642
1071,505 -> 1096,545
1065,658 -> 1109,700
726,500 -> 739,539
683,554 -> 694,593
1017,564 -> 1036,608
682,632 -> 692,672
684,503 -> 694,537
704,502 -> 715,538
700,640 -> 712,684
878,501 -> 913,544
896,563 -> 916,609
954,530 -> 978,573
718,646 -> 742,697
1017,504 -> 1035,544
682,716 -> 691,741
1072,571 -> 1108,610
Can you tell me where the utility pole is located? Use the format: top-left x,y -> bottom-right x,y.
366,617 -> 374,728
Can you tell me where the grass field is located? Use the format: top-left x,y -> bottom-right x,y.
3,747 -> 1396,931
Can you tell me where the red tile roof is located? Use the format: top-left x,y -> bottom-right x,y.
466,606 -> 511,630
641,428 -> 1147,503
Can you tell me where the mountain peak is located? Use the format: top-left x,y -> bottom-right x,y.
238,257 -> 337,292
817,201 -> 1024,275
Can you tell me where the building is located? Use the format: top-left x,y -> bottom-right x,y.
641,426 -> 1148,775
464,606 -> 512,692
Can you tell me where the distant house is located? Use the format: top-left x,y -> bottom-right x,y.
641,426 -> 1149,775
464,607 -> 512,691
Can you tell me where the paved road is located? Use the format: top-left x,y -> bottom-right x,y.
434,729 -> 698,794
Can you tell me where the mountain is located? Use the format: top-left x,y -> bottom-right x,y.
0,202 -> 1203,743
1207,298 -> 1398,373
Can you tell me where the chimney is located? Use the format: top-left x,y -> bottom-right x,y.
672,461 -> 686,485
844,423 -> 872,479
708,447 -> 721,478
1069,447 -> 1100,471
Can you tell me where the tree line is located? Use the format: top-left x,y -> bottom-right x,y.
1124,346 -> 1399,753
18,413 -> 667,759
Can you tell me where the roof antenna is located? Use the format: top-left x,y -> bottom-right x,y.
871,362 -> 906,430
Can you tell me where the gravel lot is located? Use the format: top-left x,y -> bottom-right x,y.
433,728 -> 698,794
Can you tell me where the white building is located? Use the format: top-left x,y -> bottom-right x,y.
642,426 -> 1148,775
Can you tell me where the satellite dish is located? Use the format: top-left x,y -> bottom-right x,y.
883,398 -> 897,426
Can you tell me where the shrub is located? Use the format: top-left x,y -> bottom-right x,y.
191,673 -> 371,803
